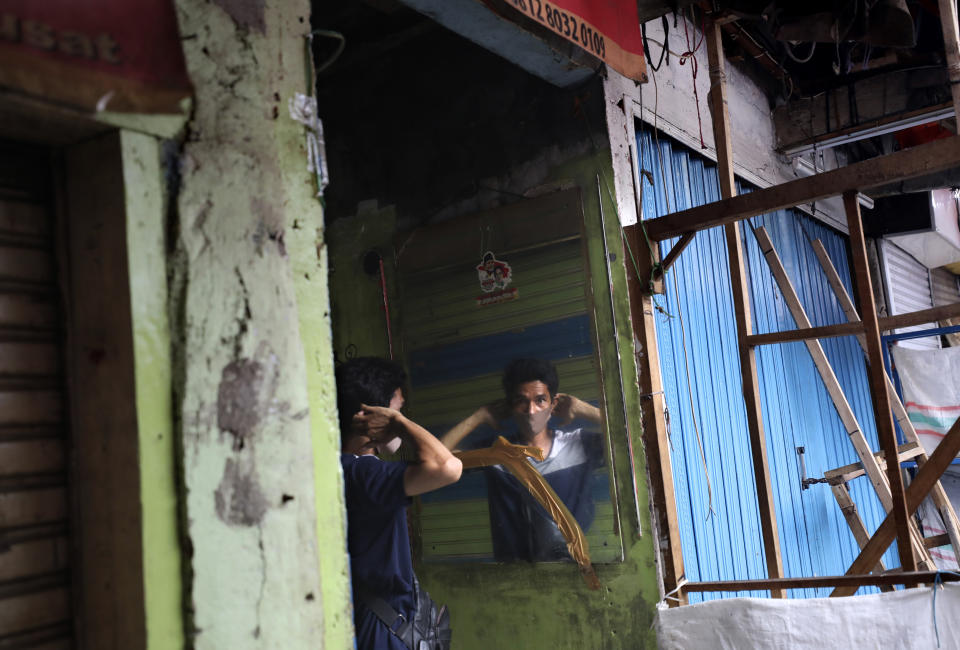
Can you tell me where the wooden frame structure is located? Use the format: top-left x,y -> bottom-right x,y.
625,16 -> 960,603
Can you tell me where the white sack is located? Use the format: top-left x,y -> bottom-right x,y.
891,345 -> 960,568
655,584 -> 960,649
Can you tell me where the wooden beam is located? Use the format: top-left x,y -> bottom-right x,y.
747,321 -> 863,345
644,136 -> 960,241
623,224 -> 686,606
685,570 -> 960,593
811,240 -> 960,558
752,226 -> 932,567
881,302 -> 960,331
925,534 -> 951,549
653,232 -> 695,281
744,302 -> 960,346
844,191 -> 916,572
831,483 -> 889,587
824,442 -> 923,484
705,19 -> 785,597
831,416 -> 960,597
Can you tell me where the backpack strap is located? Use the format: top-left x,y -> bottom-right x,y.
357,587 -> 413,648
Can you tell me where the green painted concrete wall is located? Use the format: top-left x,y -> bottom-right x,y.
289,165 -> 355,650
121,130 -> 185,649
170,0 -> 349,647
328,149 -> 660,648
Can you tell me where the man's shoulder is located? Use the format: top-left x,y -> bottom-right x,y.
342,453 -> 406,480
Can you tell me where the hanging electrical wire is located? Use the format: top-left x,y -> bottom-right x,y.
784,40 -> 817,64
647,61 -> 716,521
311,29 -> 345,75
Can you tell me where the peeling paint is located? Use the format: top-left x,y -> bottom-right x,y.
211,0 -> 266,34
214,458 -> 269,526
216,358 -> 264,449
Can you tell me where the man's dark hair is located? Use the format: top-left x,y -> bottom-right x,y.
335,357 -> 406,437
502,358 -> 559,398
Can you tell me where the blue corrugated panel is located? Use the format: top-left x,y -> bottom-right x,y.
637,129 -> 898,602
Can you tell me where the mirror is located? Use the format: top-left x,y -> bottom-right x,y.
395,189 -> 622,564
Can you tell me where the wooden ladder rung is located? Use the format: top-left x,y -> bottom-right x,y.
825,442 -> 924,484
924,533 -> 951,549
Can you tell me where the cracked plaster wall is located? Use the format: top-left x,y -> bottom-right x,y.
171,0 -> 345,647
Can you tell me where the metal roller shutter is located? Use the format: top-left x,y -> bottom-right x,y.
880,240 -> 939,350
0,141 -> 73,649
931,267 -> 960,308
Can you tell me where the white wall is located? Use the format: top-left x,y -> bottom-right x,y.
604,15 -> 847,231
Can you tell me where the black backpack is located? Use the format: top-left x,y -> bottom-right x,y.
360,576 -> 452,650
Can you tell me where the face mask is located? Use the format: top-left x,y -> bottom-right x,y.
381,436 -> 402,455
515,408 -> 551,438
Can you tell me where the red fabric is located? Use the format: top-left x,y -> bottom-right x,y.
895,123 -> 954,149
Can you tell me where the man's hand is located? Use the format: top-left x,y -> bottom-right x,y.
475,399 -> 511,429
352,404 -> 402,444
553,393 -> 602,426
440,399 -> 511,450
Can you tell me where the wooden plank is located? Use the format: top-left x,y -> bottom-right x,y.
654,232 -> 695,281
747,321 -> 862,345
644,136 -> 960,241
811,239 -> 960,557
705,20 -> 783,597
685,570 -> 960,593
753,226 -> 932,567
824,442 -> 922,483
63,132 -> 147,648
831,483 -> 889,587
924,533 -> 951,549
844,192 -> 916,572
880,303 -> 960,331
832,415 -> 960,596
745,302 -> 960,346
624,224 -> 686,605
0,438 -> 65,475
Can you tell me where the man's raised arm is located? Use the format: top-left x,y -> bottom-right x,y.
355,404 -> 462,495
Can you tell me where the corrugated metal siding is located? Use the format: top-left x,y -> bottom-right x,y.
881,240 -> 939,350
932,268 -> 960,307
637,130 -> 896,601
0,142 -> 73,647
399,236 -> 621,563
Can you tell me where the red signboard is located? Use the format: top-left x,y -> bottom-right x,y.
0,1 -> 192,114
501,0 -> 647,82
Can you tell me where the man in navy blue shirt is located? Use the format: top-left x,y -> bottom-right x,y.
441,358 -> 603,562
337,358 -> 462,649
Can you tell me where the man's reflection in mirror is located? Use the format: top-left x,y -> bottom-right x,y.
441,358 -> 603,562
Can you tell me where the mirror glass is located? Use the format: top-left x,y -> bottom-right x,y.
395,190 -> 623,564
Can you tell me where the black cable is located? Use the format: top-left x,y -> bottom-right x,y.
642,15 -> 670,72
